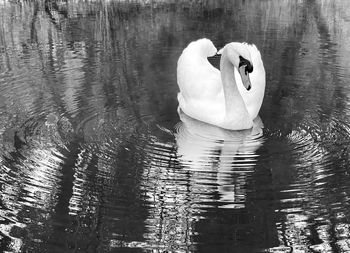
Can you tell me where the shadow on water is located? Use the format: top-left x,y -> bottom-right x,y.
1,0 -> 350,252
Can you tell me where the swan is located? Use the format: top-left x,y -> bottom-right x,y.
177,38 -> 265,130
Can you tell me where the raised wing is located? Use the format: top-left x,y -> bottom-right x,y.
177,38 -> 222,101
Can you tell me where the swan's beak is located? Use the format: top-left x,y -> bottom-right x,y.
238,65 -> 252,91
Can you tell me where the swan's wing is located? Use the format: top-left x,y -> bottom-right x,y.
177,38 -> 222,101
183,38 -> 217,57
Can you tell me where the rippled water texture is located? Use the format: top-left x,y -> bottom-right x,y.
1,0 -> 350,252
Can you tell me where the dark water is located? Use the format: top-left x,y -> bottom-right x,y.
1,0 -> 350,252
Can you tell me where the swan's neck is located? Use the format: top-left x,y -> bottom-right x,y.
220,52 -> 247,119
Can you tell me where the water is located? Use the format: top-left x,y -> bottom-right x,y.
1,0 -> 350,252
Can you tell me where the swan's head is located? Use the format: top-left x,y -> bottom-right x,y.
222,43 -> 254,91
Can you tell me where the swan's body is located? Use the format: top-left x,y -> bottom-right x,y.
177,38 -> 265,130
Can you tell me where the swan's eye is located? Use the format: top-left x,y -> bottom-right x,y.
239,56 -> 253,73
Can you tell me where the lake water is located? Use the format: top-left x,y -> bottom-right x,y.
1,0 -> 350,252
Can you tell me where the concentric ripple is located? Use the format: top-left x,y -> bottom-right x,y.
260,113 -> 350,252
1,0 -> 350,252
0,112 -> 75,251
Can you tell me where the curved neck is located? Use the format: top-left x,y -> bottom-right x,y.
220,50 -> 247,119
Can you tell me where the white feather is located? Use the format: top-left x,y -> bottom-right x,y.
177,38 -> 266,130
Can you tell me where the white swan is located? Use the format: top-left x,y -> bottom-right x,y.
177,38 -> 265,130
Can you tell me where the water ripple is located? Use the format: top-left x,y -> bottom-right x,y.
1,0 -> 350,251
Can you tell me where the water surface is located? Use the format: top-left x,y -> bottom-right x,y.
1,0 -> 350,252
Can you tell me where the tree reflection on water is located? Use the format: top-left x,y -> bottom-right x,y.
0,0 -> 350,252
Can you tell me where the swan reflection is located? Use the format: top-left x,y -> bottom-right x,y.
175,109 -> 264,208
141,111 -> 264,249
